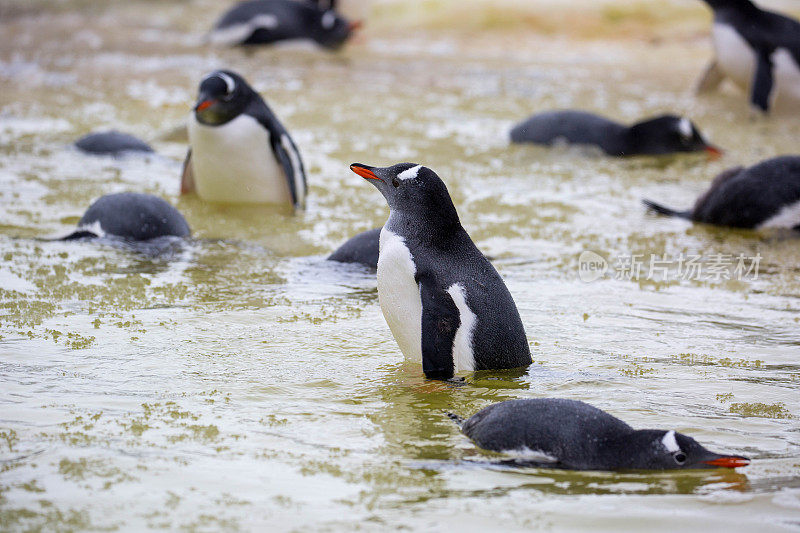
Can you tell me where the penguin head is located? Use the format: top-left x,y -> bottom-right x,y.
701,0 -> 756,10
623,430 -> 749,470
629,115 -> 722,157
193,70 -> 254,126
350,162 -> 460,225
313,9 -> 361,49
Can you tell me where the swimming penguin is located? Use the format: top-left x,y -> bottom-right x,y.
696,0 -> 800,113
208,0 -> 360,49
182,70 -> 307,207
62,192 -> 190,241
510,111 -> 721,157
328,227 -> 381,269
74,131 -> 154,156
451,398 -> 750,471
643,155 -> 800,230
350,163 -> 531,380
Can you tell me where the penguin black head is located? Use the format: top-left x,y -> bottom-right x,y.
700,0 -> 757,10
622,429 -> 750,470
193,70 -> 255,126
313,10 -> 361,49
629,115 -> 722,157
350,162 -> 460,227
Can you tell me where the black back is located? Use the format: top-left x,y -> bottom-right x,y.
72,192 -> 190,241
214,0 -> 354,49
328,228 -> 380,269
693,156 -> 800,228
74,131 -> 154,156
510,111 -> 712,156
705,0 -> 800,61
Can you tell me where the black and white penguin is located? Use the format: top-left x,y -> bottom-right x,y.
74,131 -> 154,156
510,111 -> 721,157
182,70 -> 307,207
350,162 -> 532,380
62,192 -> 190,241
452,398 -> 750,471
643,155 -> 800,230
208,0 -> 360,49
328,227 -> 381,269
696,0 -> 800,112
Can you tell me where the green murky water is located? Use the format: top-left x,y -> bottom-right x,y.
1,0 -> 800,530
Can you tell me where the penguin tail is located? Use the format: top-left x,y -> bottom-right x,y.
642,199 -> 691,219
446,412 -> 464,427
60,230 -> 100,241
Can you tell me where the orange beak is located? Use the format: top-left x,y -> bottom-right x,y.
350,164 -> 380,180
195,100 -> 214,112
705,145 -> 723,160
348,20 -> 363,32
703,456 -> 750,468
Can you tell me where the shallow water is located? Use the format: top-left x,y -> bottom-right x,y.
1,0 -> 800,531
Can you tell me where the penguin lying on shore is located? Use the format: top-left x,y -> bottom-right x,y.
208,0 -> 360,49
328,228 -> 381,269
62,192 -> 190,241
182,70 -> 306,208
351,162 -> 531,380
74,131 -> 154,156
451,398 -> 750,471
643,155 -> 800,230
510,111 -> 721,157
696,0 -> 800,113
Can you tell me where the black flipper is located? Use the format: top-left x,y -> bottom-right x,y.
270,133 -> 306,208
60,230 -> 101,241
642,199 -> 692,219
751,51 -> 775,112
418,274 -> 459,380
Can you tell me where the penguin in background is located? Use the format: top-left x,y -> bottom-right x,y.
208,0 -> 361,50
696,0 -> 800,113
182,70 -> 307,208
350,162 -> 532,380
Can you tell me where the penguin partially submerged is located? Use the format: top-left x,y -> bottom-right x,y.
643,155 -> 800,230
328,227 -> 381,270
208,0 -> 360,49
350,162 -> 532,380
74,131 -> 154,156
182,70 -> 307,207
510,111 -> 721,157
452,398 -> 750,471
696,0 -> 800,113
62,192 -> 190,241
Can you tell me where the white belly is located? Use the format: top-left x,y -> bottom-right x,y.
756,200 -> 800,230
713,23 -> 800,110
377,226 -> 422,363
188,114 -> 292,205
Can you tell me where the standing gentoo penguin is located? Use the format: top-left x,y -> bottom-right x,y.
696,0 -> 800,113
62,192 -> 190,241
182,70 -> 307,207
350,163 -> 531,380
208,0 -> 360,49
643,155 -> 800,230
74,131 -> 154,156
510,111 -> 721,157
452,399 -> 750,471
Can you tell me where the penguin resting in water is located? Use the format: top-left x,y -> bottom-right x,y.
350,162 -> 532,380
696,0 -> 800,113
328,227 -> 381,270
208,0 -> 360,49
74,131 -> 154,156
510,111 -> 721,157
452,398 -> 750,471
62,192 -> 190,241
182,70 -> 307,207
643,155 -> 800,230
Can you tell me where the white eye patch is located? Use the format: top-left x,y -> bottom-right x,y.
678,118 -> 692,139
662,430 -> 680,453
322,11 -> 336,29
202,71 -> 236,94
397,165 -> 422,181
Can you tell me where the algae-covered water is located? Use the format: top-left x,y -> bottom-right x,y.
1,0 -> 800,530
